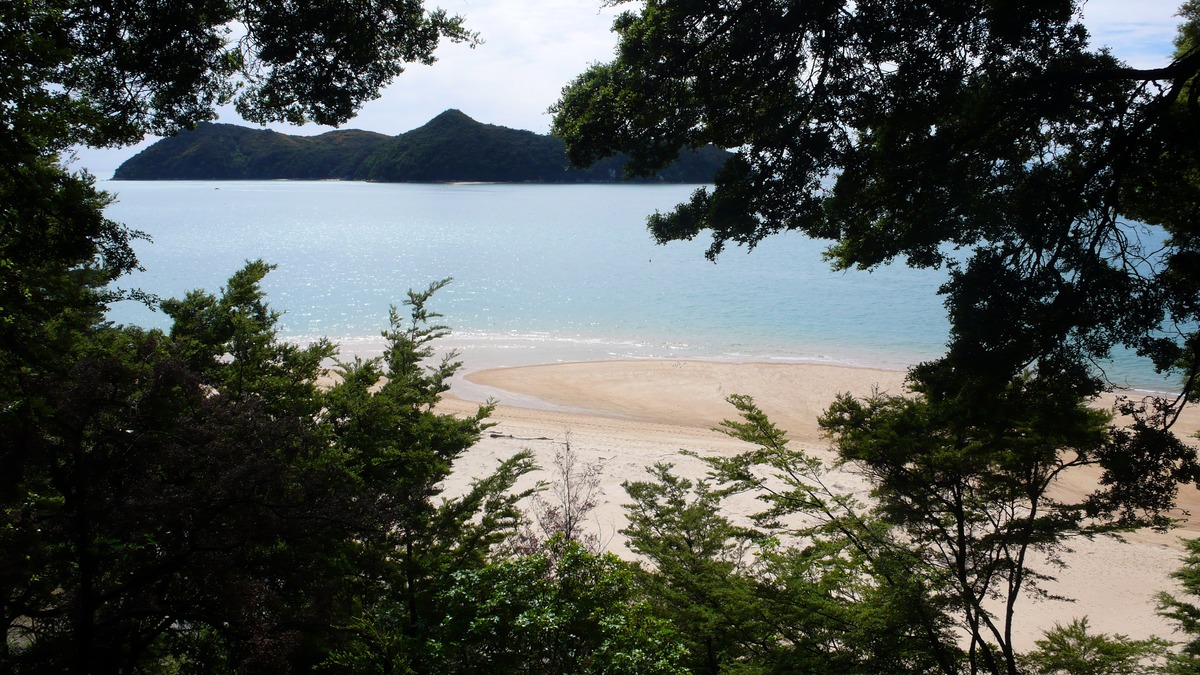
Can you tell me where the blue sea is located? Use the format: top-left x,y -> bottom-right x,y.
100,180 -> 1178,392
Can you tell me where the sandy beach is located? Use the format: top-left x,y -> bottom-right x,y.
437,358 -> 1200,650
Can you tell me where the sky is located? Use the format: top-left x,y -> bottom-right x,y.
72,0 -> 1191,178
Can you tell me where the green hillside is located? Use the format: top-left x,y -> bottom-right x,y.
112,125 -> 389,180
113,110 -> 729,183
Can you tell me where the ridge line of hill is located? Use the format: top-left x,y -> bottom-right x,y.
113,109 -> 730,183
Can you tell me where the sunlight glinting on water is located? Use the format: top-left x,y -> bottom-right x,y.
101,180 -> 1179,391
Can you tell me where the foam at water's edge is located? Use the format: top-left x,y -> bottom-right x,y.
294,330 -> 1187,399
297,330 -> 915,374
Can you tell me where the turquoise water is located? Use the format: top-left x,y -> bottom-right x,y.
100,180 -> 1176,391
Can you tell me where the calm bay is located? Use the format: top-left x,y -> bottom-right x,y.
100,180 -> 1174,391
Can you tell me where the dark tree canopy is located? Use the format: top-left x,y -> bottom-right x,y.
0,1 -> 508,671
553,0 -> 1200,404
554,4 -> 1200,674
4,0 -> 475,155
2,0 -> 475,375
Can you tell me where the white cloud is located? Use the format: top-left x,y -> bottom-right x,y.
1080,0 -> 1184,67
346,0 -> 621,135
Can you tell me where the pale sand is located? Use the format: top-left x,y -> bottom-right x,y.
433,359 -> 1200,649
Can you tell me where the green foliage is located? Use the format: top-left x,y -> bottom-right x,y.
1019,618 -> 1169,675
719,395 -> 963,674
557,7 -> 1200,672
1158,538 -> 1200,673
4,0 -> 475,155
1,280 -> 358,671
113,111 -> 733,183
621,398 -> 963,674
622,463 -> 763,673
817,371 -> 1185,674
0,157 -> 145,372
552,0 -> 1200,430
317,279 -> 537,674
429,536 -> 687,674
2,266 -> 537,673
162,259 -> 335,413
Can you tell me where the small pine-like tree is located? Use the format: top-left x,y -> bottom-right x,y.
1020,618 -> 1169,675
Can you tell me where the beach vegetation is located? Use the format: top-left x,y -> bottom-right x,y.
1,264 -> 537,671
709,396 -> 963,674
1157,538 -> 1200,673
430,535 -> 688,675
315,279 -> 540,673
1018,618 -> 1169,675
818,380 -> 1185,673
620,412 -> 964,674
618,393 -> 1193,674
621,463 -> 766,673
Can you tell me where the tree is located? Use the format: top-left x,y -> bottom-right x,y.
1019,618 -> 1168,675
318,280 -> 537,675
706,395 -> 963,674
3,2 -> 480,670
552,0 -> 1200,411
1157,538 -> 1200,673
3,267 -> 535,673
554,6 -> 1200,673
621,463 -> 766,674
432,536 -> 687,675
818,378 -> 1186,674
620,424 -> 960,674
6,0 -> 476,154
514,435 -> 608,554
1,267 -> 356,672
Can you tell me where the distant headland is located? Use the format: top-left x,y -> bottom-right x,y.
112,109 -> 730,183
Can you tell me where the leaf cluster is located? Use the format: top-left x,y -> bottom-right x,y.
432,536 -> 687,675
4,0 -> 476,157
553,0 -> 1200,426
620,396 -> 962,674
1019,618 -> 1169,675
0,269 -> 537,673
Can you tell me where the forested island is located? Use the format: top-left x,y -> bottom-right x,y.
112,109 -> 731,183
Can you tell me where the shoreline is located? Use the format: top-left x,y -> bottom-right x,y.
433,356 -> 1200,650
460,359 -> 910,445
321,331 -> 1189,400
